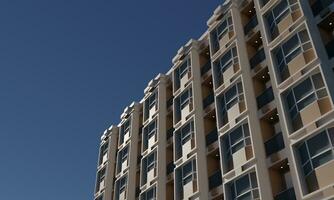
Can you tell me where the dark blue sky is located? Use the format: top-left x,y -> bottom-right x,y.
0,1 -> 221,199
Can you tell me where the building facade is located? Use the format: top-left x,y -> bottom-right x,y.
94,0 -> 334,199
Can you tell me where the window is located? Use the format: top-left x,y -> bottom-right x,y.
179,58 -> 191,79
179,88 -> 192,110
228,172 -> 259,200
220,82 -> 244,123
210,15 -> 233,53
117,145 -> 129,173
222,123 -> 251,167
148,92 -> 157,110
96,167 -> 106,192
181,121 -> 194,145
297,128 -> 334,177
147,152 -> 156,172
99,141 -> 109,165
119,176 -> 127,194
214,46 -> 238,85
265,0 -> 299,40
182,159 -> 197,186
174,57 -> 192,91
273,29 -> 311,81
120,119 -> 131,144
285,73 -> 327,131
143,120 -> 157,151
141,186 -> 156,200
121,146 -> 129,164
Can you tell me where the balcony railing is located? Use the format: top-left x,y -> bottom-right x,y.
244,15 -> 258,35
167,127 -> 174,140
264,132 -> 285,156
250,48 -> 266,69
206,129 -> 218,146
311,0 -> 334,16
274,187 -> 296,200
203,93 -> 214,109
166,162 -> 175,175
326,39 -> 334,58
209,170 -> 222,190
201,61 -> 212,75
256,87 -> 274,109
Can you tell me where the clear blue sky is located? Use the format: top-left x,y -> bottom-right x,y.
0,1 -> 221,199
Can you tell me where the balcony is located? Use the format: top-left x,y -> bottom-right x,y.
167,97 -> 173,108
203,93 -> 214,109
208,170 -> 222,190
256,87 -> 274,109
264,132 -> 285,156
167,127 -> 174,140
311,0 -> 334,16
244,15 -> 258,36
274,187 -> 296,200
167,162 -> 175,175
250,48 -> 265,69
326,39 -> 334,58
201,61 -> 212,76
205,129 -> 218,146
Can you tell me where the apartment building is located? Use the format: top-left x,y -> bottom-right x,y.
94,0 -> 334,199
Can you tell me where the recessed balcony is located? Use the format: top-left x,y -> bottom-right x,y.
310,0 -> 334,16
250,48 -> 266,70
264,132 -> 285,157
244,15 -> 258,36
206,128 -> 218,147
256,87 -> 275,109
208,170 -> 223,191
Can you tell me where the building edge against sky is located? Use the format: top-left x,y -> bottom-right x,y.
94,0 -> 334,199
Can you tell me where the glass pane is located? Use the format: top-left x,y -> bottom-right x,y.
237,192 -> 252,200
307,131 -> 330,157
312,73 -> 325,89
180,91 -> 189,105
286,47 -> 301,63
232,141 -> 244,153
225,85 -> 237,103
250,172 -> 258,188
273,0 -> 288,17
298,143 -> 309,164
217,20 -> 227,36
283,34 -> 299,56
316,88 -> 327,99
303,161 -> 312,176
230,126 -> 243,145
235,174 -> 250,195
293,78 -> 313,101
183,162 -> 192,177
312,150 -> 333,168
299,30 -> 310,43
286,91 -> 295,109
329,128 -> 334,146
297,93 -> 316,111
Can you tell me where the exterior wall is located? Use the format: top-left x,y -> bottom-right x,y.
94,0 -> 334,200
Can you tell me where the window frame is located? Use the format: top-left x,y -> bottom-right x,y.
181,121 -> 195,145
285,73 -> 327,121
229,172 -> 259,200
182,159 -> 197,186
297,128 -> 334,177
265,0 -> 299,39
221,82 -> 244,115
119,175 -> 128,194
274,29 -> 312,76
179,88 -> 193,110
223,123 -> 251,163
